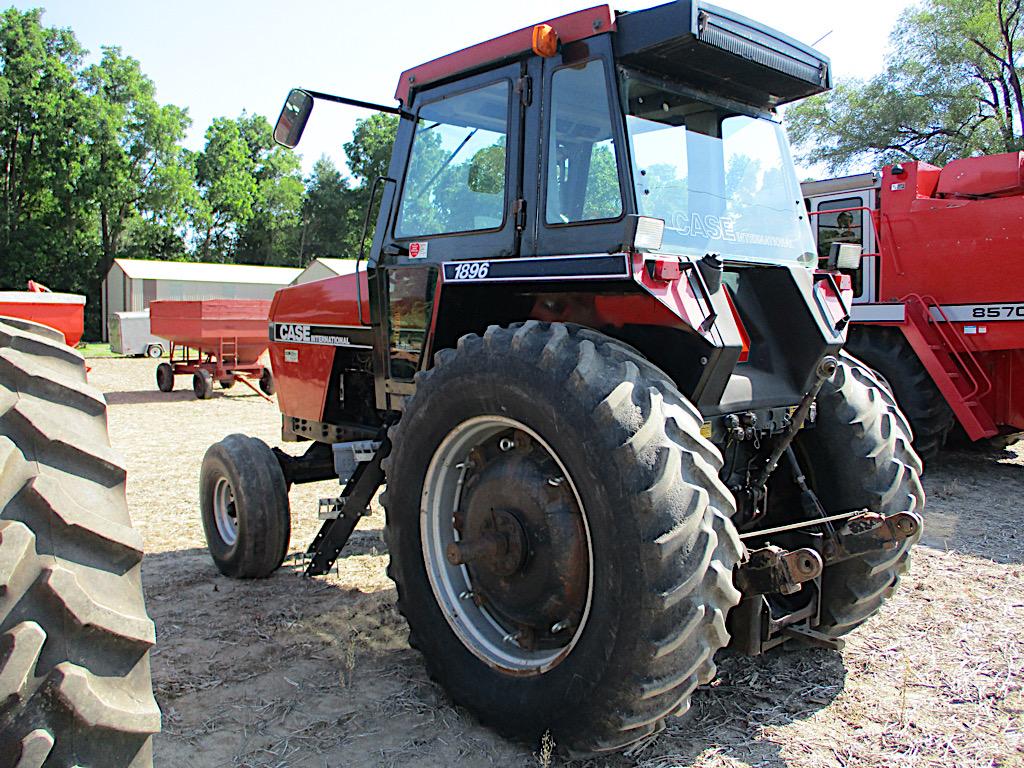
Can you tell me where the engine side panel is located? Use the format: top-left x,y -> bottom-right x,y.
268,271 -> 371,422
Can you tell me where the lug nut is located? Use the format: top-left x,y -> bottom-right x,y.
547,476 -> 564,487
551,619 -> 571,634
499,437 -> 515,452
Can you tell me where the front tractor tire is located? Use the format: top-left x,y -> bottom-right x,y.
199,435 -> 290,578
0,318 -> 159,766
795,354 -> 925,638
382,322 -> 742,754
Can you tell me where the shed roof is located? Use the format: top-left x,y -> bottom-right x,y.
112,258 -> 302,285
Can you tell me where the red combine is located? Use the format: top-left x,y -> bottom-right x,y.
196,1 -> 923,756
149,299 -> 276,400
802,153 -> 1024,459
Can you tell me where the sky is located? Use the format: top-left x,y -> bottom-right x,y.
11,0 -> 920,179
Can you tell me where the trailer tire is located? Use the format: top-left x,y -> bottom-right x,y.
156,362 -> 174,392
795,354 -> 924,639
844,326 -> 954,462
199,434 -> 290,578
0,318 -> 160,766
217,377 -> 235,390
145,344 -> 163,359
259,368 -> 275,397
193,369 -> 213,400
382,322 -> 742,755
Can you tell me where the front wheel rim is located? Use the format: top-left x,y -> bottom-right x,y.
213,476 -> 239,546
421,415 -> 593,675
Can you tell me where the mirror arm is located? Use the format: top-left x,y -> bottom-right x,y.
303,89 -> 407,117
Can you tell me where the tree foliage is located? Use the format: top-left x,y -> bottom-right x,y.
787,0 -> 1024,171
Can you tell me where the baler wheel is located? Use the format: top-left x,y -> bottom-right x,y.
793,353 -> 924,639
193,369 -> 213,400
381,321 -> 742,755
156,362 -> 174,392
0,317 -> 160,766
199,434 -> 290,578
844,326 -> 954,462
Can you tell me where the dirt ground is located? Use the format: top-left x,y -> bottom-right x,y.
87,357 -> 1024,768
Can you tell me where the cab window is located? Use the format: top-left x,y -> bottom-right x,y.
545,60 -> 623,225
815,197 -> 863,260
396,81 -> 510,238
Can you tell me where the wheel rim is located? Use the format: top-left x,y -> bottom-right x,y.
213,476 -> 239,546
421,416 -> 593,675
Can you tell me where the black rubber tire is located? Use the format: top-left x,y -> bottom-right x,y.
382,321 -> 742,755
199,434 -> 290,578
844,326 -> 954,462
259,368 -> 275,396
794,353 -> 925,639
192,369 -> 213,400
144,345 -> 162,359
0,318 -> 159,766
217,377 -> 235,390
156,362 -> 174,393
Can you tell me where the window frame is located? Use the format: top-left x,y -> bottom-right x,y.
540,55 -> 628,233
392,74 -> 515,242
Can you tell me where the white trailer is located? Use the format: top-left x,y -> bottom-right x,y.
108,310 -> 168,357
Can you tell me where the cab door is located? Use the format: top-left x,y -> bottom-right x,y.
369,63 -> 525,408
807,189 -> 878,303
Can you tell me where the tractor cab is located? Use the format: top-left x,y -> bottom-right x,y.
271,1 -> 846,424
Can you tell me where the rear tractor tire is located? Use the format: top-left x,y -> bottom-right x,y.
155,362 -> 174,393
192,369 -> 213,400
382,322 -> 742,755
199,434 -> 290,578
794,354 -> 924,639
0,318 -> 160,766
844,326 -> 954,462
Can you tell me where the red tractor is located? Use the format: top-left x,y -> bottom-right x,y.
803,154 -> 1024,460
200,2 -> 923,755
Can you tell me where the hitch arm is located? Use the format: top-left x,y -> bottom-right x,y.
752,355 -> 838,490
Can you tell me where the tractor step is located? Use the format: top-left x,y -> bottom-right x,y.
305,435 -> 390,577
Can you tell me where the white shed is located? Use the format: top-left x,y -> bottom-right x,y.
102,258 -> 301,340
291,258 -> 360,286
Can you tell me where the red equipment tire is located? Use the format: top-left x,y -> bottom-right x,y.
844,326 -> 954,462
156,362 -> 174,393
259,368 -> 275,396
193,369 -> 213,400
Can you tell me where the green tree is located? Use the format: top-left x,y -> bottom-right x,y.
192,117 -> 257,259
301,155 -> 349,260
787,0 -> 1024,171
0,8 -> 91,290
81,46 -> 192,276
341,112 -> 398,253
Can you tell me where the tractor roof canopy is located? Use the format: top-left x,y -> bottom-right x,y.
396,1 -> 830,111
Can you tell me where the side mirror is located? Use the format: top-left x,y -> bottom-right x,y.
274,89 -> 314,148
828,241 -> 862,271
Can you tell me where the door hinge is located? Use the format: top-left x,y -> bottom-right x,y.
512,198 -> 527,231
516,76 -> 532,107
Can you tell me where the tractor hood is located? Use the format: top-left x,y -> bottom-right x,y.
613,1 -> 831,111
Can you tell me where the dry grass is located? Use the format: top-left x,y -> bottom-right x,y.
88,357 -> 1024,768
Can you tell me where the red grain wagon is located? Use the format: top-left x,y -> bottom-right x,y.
0,282 -> 86,346
148,299 -> 275,400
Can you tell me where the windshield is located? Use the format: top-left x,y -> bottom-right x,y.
622,77 -> 815,265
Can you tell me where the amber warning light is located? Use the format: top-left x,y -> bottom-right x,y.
532,24 -> 559,57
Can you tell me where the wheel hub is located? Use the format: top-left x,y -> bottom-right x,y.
452,434 -> 588,647
421,416 -> 594,673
